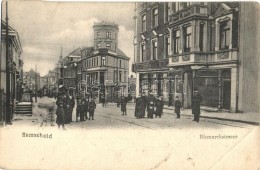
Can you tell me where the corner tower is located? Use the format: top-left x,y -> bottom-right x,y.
93,21 -> 119,52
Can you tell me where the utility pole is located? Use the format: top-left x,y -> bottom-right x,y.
35,65 -> 37,103
5,1 -> 12,124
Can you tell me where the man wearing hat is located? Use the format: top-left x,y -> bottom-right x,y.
192,88 -> 202,122
55,85 -> 67,130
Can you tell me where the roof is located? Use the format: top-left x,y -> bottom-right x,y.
117,48 -> 130,60
68,47 -> 81,57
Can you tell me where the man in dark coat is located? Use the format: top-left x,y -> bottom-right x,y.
82,97 -> 88,120
88,98 -> 96,120
121,96 -> 127,115
135,96 -> 143,118
192,90 -> 202,122
175,96 -> 182,118
155,96 -> 164,118
140,94 -> 147,118
147,94 -> 155,119
56,86 -> 67,130
63,89 -> 70,123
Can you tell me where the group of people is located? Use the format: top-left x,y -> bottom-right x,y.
134,93 -> 164,119
55,85 -> 96,130
134,89 -> 202,122
76,96 -> 96,121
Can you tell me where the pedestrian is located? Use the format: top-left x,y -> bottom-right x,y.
140,93 -> 146,118
121,96 -> 127,115
63,88 -> 70,124
83,96 -> 89,120
101,94 -> 106,107
174,96 -> 182,118
55,85 -> 67,130
134,96 -> 142,118
80,97 -> 85,121
76,97 -> 82,122
192,89 -> 202,122
88,98 -> 96,120
147,100 -> 155,119
69,93 -> 75,122
155,96 -> 164,118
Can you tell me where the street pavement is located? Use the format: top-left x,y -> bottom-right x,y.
0,97 -> 259,170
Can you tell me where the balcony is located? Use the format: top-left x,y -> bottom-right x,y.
132,59 -> 169,72
169,49 -> 238,66
169,5 -> 208,24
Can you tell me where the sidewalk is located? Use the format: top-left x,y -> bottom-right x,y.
104,102 -> 259,126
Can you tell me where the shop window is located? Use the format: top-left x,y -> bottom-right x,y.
184,26 -> 191,52
152,40 -> 158,60
142,14 -> 146,32
219,21 -> 230,50
152,8 -> 158,27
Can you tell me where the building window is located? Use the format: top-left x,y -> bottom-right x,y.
184,26 -> 192,52
152,8 -> 158,27
119,60 -> 122,68
96,31 -> 100,38
101,56 -> 106,66
97,43 -> 100,49
142,14 -> 146,32
199,24 -> 204,51
175,2 -> 180,12
152,39 -> 158,60
119,71 -> 122,82
96,57 -> 98,66
106,32 -> 111,38
173,30 -> 180,54
219,21 -> 230,50
140,43 -> 146,62
165,36 -> 170,57
106,43 -> 111,50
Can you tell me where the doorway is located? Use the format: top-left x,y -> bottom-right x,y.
222,80 -> 231,110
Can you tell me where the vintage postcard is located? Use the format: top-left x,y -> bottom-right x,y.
0,1 -> 259,169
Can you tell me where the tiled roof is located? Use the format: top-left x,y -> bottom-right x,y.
117,48 -> 130,60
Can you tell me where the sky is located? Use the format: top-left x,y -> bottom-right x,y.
1,0 -> 135,76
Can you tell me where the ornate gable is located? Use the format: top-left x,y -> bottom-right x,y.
212,3 -> 231,17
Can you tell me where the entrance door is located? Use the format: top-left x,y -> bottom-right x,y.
222,80 -> 231,110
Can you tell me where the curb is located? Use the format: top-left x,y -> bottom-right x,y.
125,106 -> 259,126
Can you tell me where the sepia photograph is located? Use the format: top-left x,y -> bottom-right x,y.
0,0 -> 259,169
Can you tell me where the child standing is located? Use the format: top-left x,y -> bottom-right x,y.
175,96 -> 182,118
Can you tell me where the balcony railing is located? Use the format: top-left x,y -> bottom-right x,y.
169,49 -> 238,66
169,5 -> 208,23
132,59 -> 169,72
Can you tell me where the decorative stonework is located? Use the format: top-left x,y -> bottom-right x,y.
172,57 -> 179,63
182,55 -> 190,61
217,52 -> 229,60
133,59 -> 169,72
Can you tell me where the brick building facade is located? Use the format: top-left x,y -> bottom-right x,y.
132,2 -> 260,113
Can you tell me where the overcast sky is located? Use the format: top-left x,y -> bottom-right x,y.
1,0 -> 135,76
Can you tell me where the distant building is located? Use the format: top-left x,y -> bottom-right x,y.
81,21 -> 130,102
23,69 -> 40,92
132,2 -> 260,113
62,48 -> 81,96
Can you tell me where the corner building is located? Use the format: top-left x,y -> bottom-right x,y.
81,22 -> 130,102
133,2 -> 260,113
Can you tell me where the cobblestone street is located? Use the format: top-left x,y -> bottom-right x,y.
1,97 -> 259,170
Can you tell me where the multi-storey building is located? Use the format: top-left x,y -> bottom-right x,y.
1,20 -> 23,124
81,21 -> 130,102
132,2 -> 260,113
23,69 -> 40,92
62,48 -> 81,96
